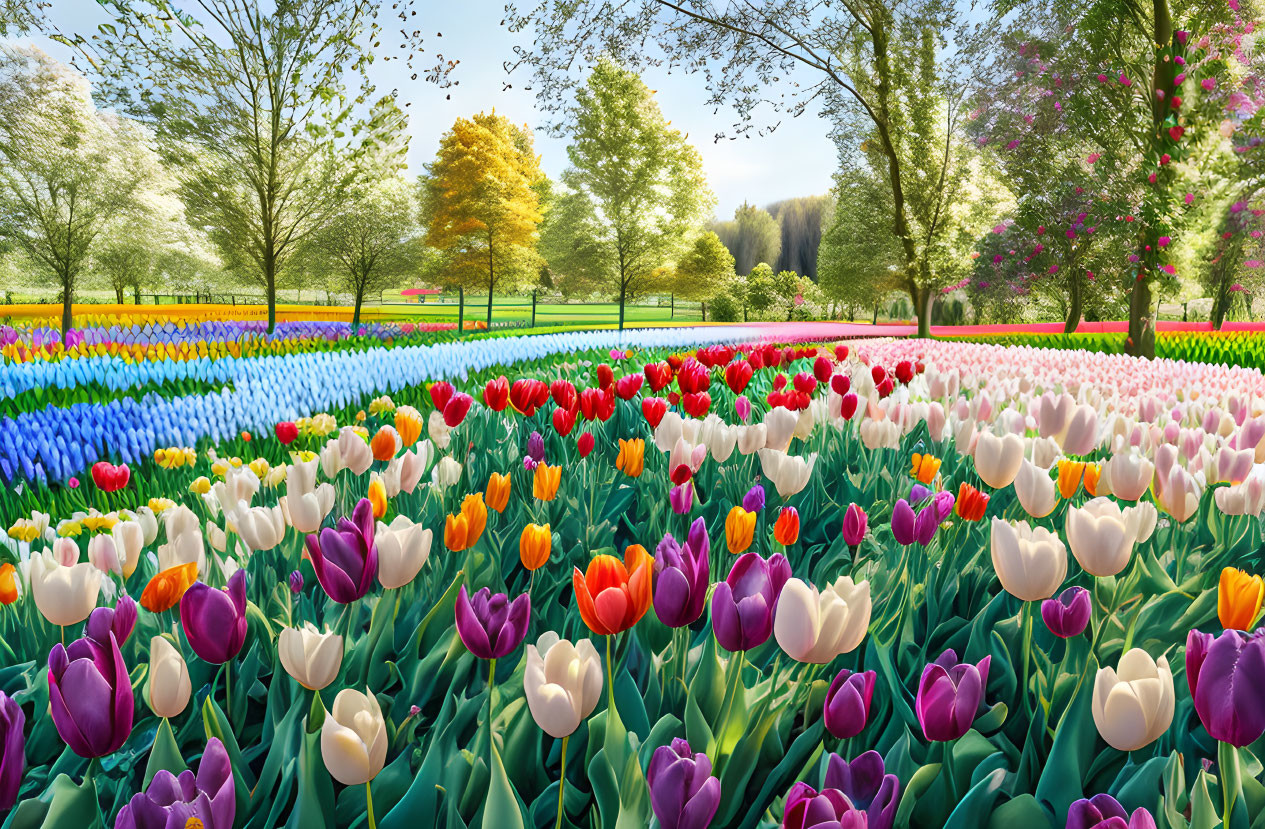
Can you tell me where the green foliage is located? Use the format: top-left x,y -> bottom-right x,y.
711,202 -> 781,276
667,231 -> 735,303
554,57 -> 715,326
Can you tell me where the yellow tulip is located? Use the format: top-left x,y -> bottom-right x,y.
725,506 -> 756,554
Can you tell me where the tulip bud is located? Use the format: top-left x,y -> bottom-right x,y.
375,516 -> 432,589
842,504 -> 867,547
775,577 -> 871,663
519,523 -> 552,571
823,669 -> 875,739
1091,649 -> 1174,751
647,739 -> 721,829
1041,586 -> 1091,638
320,688 -> 387,785
147,635 -> 192,719
989,518 -> 1067,601
916,649 -> 990,742
30,550 -> 101,627
1066,794 -> 1157,829
278,623 -> 343,691
523,633 -> 603,738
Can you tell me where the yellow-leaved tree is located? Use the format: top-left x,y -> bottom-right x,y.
424,112 -> 543,328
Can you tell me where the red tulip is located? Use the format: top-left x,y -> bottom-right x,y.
553,406 -> 576,436
792,372 -> 817,395
834,345 -> 849,361
550,379 -> 577,413
830,375 -> 850,396
483,376 -> 509,412
840,393 -> 859,420
773,373 -> 787,391
813,356 -> 833,384
748,350 -> 765,370
666,353 -> 684,371
894,361 -> 914,384
91,462 -> 130,492
596,363 -> 614,389
443,393 -> 474,427
614,374 -> 644,400
642,397 -> 669,428
509,379 -> 549,416
275,421 -> 298,445
725,360 -> 753,394
676,358 -> 710,395
871,366 -> 886,385
644,362 -> 672,392
877,377 -> 895,398
579,388 -> 615,421
577,432 -> 595,457
429,381 -> 455,412
682,392 -> 711,418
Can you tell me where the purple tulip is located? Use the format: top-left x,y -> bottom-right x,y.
48,626 -> 133,757
527,431 -> 546,463
179,570 -> 248,665
842,504 -> 867,547
824,669 -> 875,739
647,738 -> 721,829
891,499 -> 917,545
289,570 -> 304,595
115,737 -> 236,829
910,483 -> 931,504
671,481 -> 695,514
824,751 -> 901,829
1186,628 -> 1265,747
1066,794 -> 1157,829
305,498 -> 379,604
0,692 -> 25,810
913,503 -> 941,545
1042,587 -> 1092,638
710,551 -> 791,652
742,485 -> 766,513
654,520 -> 710,628
933,491 -> 955,522
87,594 -> 137,646
915,649 -> 991,742
782,782 -> 868,829
454,586 -> 530,660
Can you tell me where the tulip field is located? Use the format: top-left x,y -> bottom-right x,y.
5,323 -> 1265,829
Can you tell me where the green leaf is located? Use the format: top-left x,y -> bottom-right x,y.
484,743 -> 526,829
143,717 -> 187,789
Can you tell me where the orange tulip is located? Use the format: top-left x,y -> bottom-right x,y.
616,438 -> 645,478
368,478 -> 388,519
486,472 -> 511,513
371,426 -> 399,462
726,506 -> 756,554
0,563 -> 16,605
520,523 -> 552,571
910,452 -> 941,484
140,562 -> 198,613
1057,459 -> 1086,499
572,545 -> 653,635
394,406 -> 423,447
955,482 -> 989,521
1219,567 -> 1265,630
444,512 -> 470,552
462,493 -> 487,543
773,507 -> 800,545
534,463 -> 561,501
1083,463 -> 1101,497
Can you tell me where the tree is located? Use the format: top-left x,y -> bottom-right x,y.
0,46 -> 150,333
538,187 -> 610,298
556,58 -> 714,329
988,0 -> 1261,355
308,178 -> 421,327
424,112 -> 544,328
87,0 -> 450,332
666,230 -> 735,316
712,202 -> 782,275
818,170 -> 902,321
768,195 -> 828,279
508,0 -> 987,337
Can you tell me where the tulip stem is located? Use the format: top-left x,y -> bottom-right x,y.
555,734 -> 569,829
225,660 -> 233,721
605,636 -> 617,716
1020,602 -> 1034,719
713,650 -> 745,766
365,781 -> 377,829
1221,741 -> 1242,826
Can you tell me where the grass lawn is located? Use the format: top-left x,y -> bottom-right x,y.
377,294 -> 705,325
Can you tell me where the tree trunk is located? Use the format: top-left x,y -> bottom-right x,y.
61,276 -> 73,336
701,302 -> 706,322
487,231 -> 496,329
1064,276 -> 1083,334
670,293 -> 675,319
912,284 -> 932,337
265,257 -> 277,334
115,286 -> 124,304
457,287 -> 465,335
1213,285 -> 1230,329
618,282 -> 627,331
352,287 -> 364,329
1127,276 -> 1155,356
872,303 -> 879,325
486,285 -> 495,329
531,290 -> 537,328
133,284 -> 141,303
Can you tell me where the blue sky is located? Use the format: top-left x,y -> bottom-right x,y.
22,0 -> 837,218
